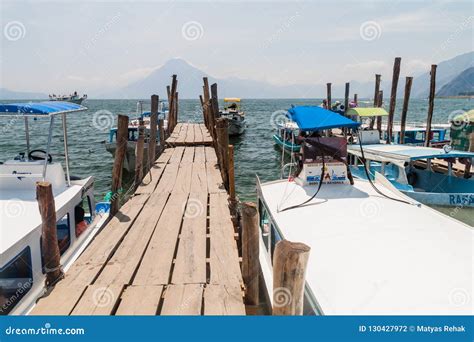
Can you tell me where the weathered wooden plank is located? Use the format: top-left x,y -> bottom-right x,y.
31,285 -> 85,315
209,193 -> 243,286
190,162 -> 208,194
115,285 -> 163,315
133,192 -> 188,285
154,163 -> 179,193
205,146 -> 218,163
136,163 -> 167,194
93,193 -> 169,286
155,148 -> 174,164
181,146 -> 195,163
169,146 -> 185,164
204,284 -> 245,315
171,162 -> 193,194
71,285 -> 123,315
161,284 -> 203,315
194,123 -> 203,143
206,162 -> 226,194
186,123 -> 195,144
175,123 -> 189,144
172,192 -> 208,284
194,146 -> 206,162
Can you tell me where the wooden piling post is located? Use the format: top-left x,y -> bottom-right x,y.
36,181 -> 64,286
353,93 -> 358,105
203,78 -> 213,135
158,118 -> 165,151
400,77 -> 413,144
326,83 -> 332,110
228,145 -> 236,205
376,90 -> 384,137
148,95 -> 158,167
272,240 -> 311,315
241,202 -> 259,306
168,75 -> 178,134
425,65 -> 437,147
134,119 -> 145,188
110,114 -> 129,216
370,74 -> 381,129
344,82 -> 350,114
211,83 -> 220,117
215,118 -> 229,189
174,92 -> 179,132
386,57 -> 402,144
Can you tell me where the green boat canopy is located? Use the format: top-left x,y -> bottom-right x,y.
346,107 -> 388,117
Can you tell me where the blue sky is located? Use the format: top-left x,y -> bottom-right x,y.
1,0 -> 472,93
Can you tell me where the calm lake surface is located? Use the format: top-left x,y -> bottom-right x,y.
1,98 -> 472,226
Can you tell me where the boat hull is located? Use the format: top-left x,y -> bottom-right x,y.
228,118 -> 246,136
105,141 -> 159,173
272,134 -> 301,152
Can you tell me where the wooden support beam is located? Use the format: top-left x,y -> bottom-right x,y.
353,93 -> 358,105
134,119 -> 145,188
272,240 -> 310,315
386,57 -> 402,144
148,95 -> 158,166
228,145 -> 236,204
425,64 -> 437,147
376,90 -> 383,137
110,114 -> 129,216
400,77 -> 413,144
174,92 -> 179,133
158,118 -> 165,149
370,74 -> 381,129
241,202 -> 259,306
215,118 -> 229,189
168,75 -> 178,134
344,82 -> 350,114
210,83 -> 220,119
326,83 -> 332,111
36,181 -> 64,286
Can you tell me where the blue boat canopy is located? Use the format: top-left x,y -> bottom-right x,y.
0,101 -> 87,116
287,106 -> 360,131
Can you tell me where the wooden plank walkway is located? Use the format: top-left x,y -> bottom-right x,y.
32,124 -> 245,315
166,123 -> 213,146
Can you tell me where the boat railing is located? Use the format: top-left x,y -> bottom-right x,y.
281,162 -> 297,179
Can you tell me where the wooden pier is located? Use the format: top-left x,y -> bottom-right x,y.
32,123 -> 245,315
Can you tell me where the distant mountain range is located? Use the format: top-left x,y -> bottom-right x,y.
436,67 -> 474,97
2,51 -> 473,100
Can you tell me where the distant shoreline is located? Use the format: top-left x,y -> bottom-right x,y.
437,95 -> 474,99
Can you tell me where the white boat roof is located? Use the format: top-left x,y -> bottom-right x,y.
381,123 -> 450,132
0,185 -> 82,255
348,143 -> 474,162
259,177 -> 473,314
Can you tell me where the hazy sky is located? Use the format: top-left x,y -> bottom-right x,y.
1,0 -> 472,94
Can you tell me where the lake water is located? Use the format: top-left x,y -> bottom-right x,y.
0,97 -> 472,226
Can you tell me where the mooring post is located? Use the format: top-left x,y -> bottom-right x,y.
400,77 -> 413,144
199,95 -> 208,128
210,83 -> 220,140
110,114 -> 129,216
425,64 -> 437,147
371,74 -> 381,129
386,57 -> 402,144
376,90 -> 384,137
134,119 -> 145,188
149,95 -> 158,166
36,181 -> 64,286
174,92 -> 179,133
326,83 -> 332,110
203,78 -> 213,136
228,145 -> 236,206
344,82 -> 350,114
158,118 -> 165,151
168,75 -> 178,134
215,118 -> 229,189
241,202 -> 259,306
272,240 -> 311,315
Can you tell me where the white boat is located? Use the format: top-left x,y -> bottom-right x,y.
105,101 -> 168,173
49,92 -> 87,104
0,101 -> 109,315
220,98 -> 246,136
257,106 -> 473,315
